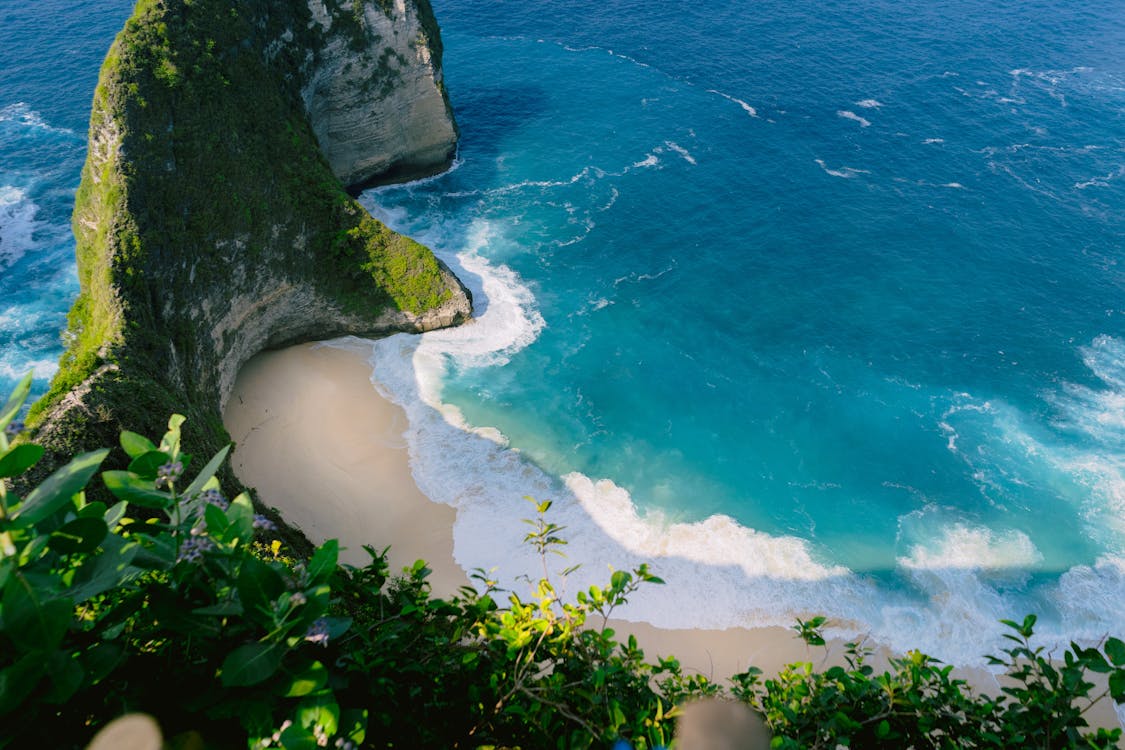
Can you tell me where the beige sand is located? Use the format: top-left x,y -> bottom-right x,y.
223,341 -> 1119,732
224,342 -> 469,595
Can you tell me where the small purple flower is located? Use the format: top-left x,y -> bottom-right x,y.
252,514 -> 276,532
200,488 -> 229,511
155,460 -> 184,489
304,618 -> 330,647
290,592 -> 307,607
3,420 -> 24,439
177,535 -> 215,563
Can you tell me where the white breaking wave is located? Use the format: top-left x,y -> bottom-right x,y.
900,523 -> 1042,571
837,110 -> 872,127
1052,336 -> 1125,446
855,99 -> 883,109
0,356 -> 58,382
0,185 -> 39,268
923,138 -> 945,144
814,159 -> 870,179
706,89 -> 759,118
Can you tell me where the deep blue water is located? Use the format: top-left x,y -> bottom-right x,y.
4,0 -> 1125,661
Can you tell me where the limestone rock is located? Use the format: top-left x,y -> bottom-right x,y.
302,0 -> 458,188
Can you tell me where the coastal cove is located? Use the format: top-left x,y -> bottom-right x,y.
2,0 -> 1125,740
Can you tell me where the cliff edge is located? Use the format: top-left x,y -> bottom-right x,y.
27,0 -> 470,471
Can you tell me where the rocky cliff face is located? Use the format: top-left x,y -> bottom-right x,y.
27,0 -> 470,473
302,0 -> 458,188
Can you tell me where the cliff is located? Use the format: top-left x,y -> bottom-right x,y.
27,0 -> 471,472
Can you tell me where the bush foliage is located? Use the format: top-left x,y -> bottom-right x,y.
2,371 -> 1125,748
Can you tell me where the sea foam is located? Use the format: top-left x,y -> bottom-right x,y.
837,110 -> 872,127
706,89 -> 759,118
814,159 -> 870,179
0,185 -> 39,268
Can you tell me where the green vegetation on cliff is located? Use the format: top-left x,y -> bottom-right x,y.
28,0 -> 465,478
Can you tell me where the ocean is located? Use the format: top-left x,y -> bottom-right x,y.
3,0 -> 1124,665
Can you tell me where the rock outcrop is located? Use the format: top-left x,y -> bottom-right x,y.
302,0 -> 459,188
27,0 -> 470,474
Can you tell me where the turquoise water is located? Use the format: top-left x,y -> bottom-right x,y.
4,0 -> 1125,661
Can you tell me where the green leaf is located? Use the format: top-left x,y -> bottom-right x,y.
204,503 -> 230,539
182,444 -> 230,501
1082,648 -> 1111,674
1106,638 -> 1125,667
126,450 -> 171,480
68,533 -> 139,602
0,372 -> 33,431
104,501 -> 128,529
322,616 -> 352,640
296,692 -> 340,736
14,449 -> 109,524
227,492 -> 254,542
44,651 -> 85,704
120,430 -> 156,459
610,569 -> 629,591
18,535 -> 50,567
1110,670 -> 1125,702
76,501 -> 107,519
0,444 -> 44,478
0,653 -> 44,716
308,540 -> 338,583
220,643 -> 284,687
277,724 -> 320,750
81,642 -> 123,686
238,556 -> 286,628
282,660 -> 328,697
48,517 -> 108,555
339,708 -> 368,744
159,414 -> 186,456
101,470 -> 173,509
2,575 -> 72,653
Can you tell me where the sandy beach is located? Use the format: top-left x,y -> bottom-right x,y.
224,342 -> 468,595
223,341 -> 846,682
222,341 -> 1121,732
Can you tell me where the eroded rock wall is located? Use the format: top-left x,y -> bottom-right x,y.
302,0 -> 458,188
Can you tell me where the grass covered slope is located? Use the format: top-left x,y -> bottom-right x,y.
28,0 -> 470,470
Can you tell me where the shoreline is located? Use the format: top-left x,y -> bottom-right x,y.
222,340 -> 1119,730
222,341 -> 841,681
